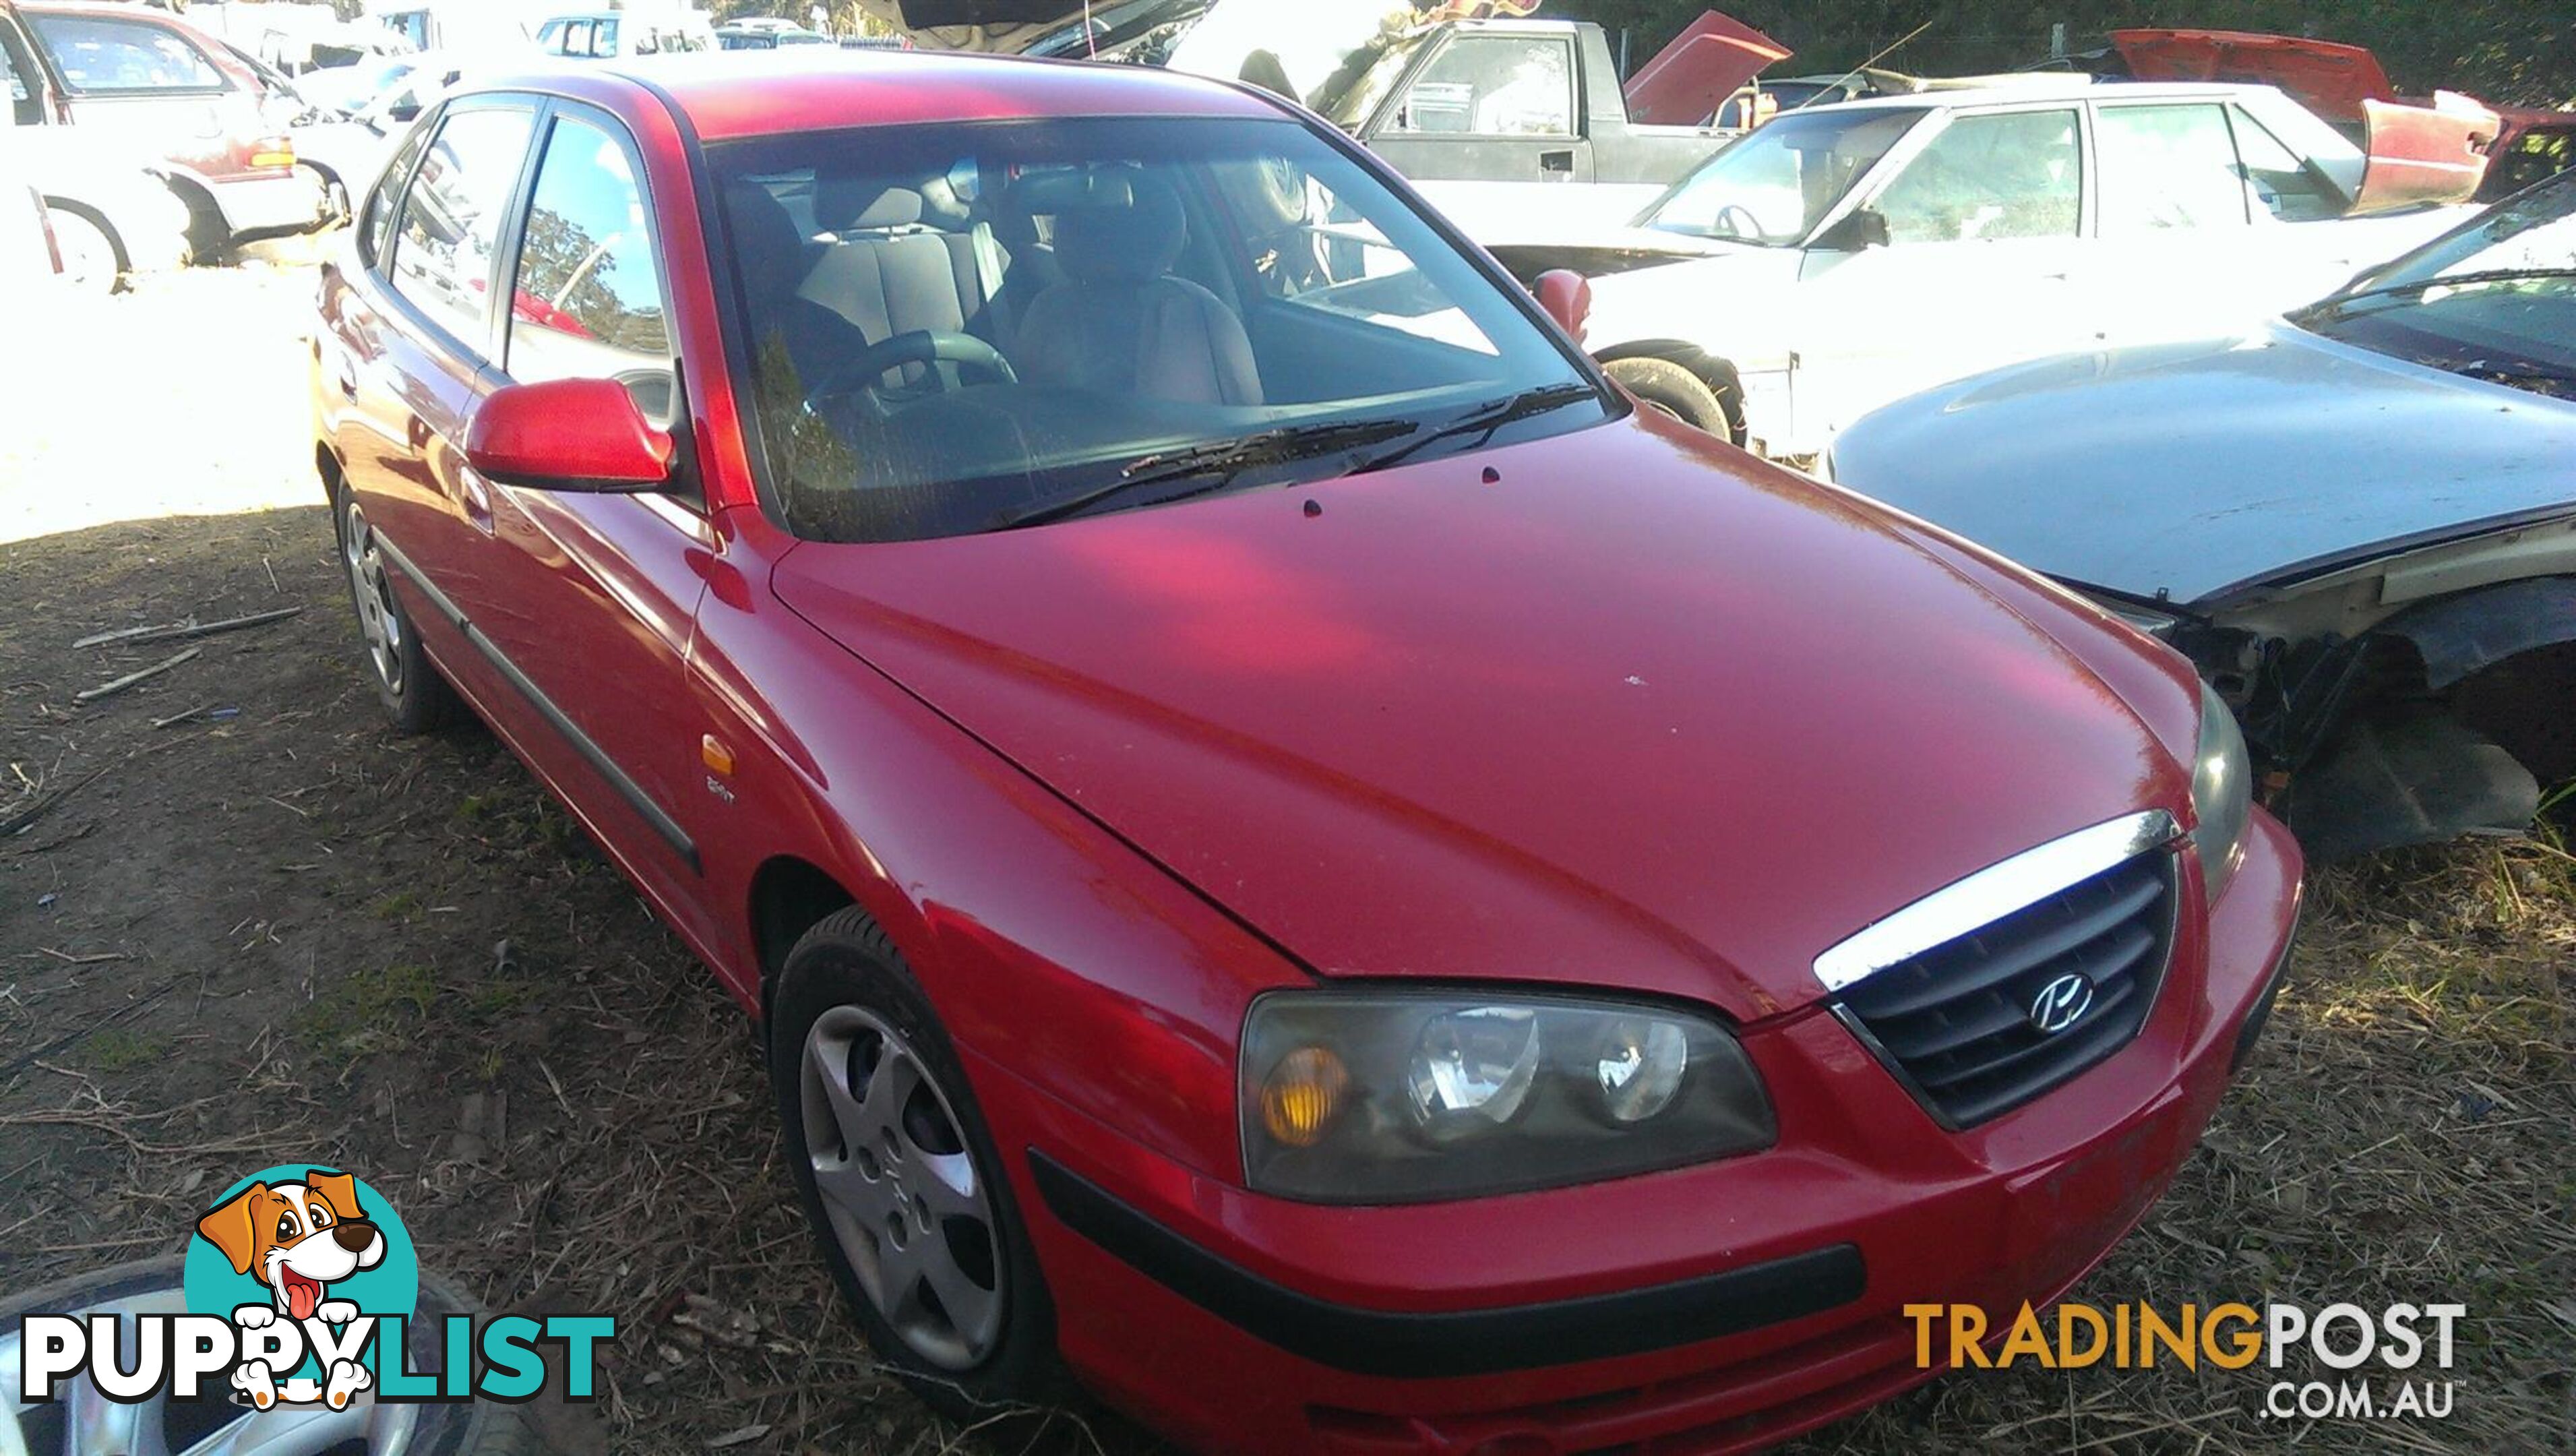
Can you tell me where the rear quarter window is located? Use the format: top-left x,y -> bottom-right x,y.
26,14 -> 225,93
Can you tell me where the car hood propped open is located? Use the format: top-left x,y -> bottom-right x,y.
774,417 -> 2188,1023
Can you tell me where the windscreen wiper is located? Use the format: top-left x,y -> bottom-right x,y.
991,418 -> 1418,531
1346,382 -> 1602,477
2300,267 -> 2576,319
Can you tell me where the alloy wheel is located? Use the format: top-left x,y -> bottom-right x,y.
0,1269 -> 448,1455
798,1004 -> 1006,1370
340,496 -> 405,694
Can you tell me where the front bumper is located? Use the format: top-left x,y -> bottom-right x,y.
982,811 -> 2303,1455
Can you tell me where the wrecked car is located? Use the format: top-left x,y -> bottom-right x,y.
315,47 -> 2302,1453
1498,80 -> 2488,456
857,1 -> 1775,238
1825,169 -> 2576,859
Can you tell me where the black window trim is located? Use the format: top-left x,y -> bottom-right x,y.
358,107 -> 440,271
495,96 -> 702,509
376,92 -> 546,371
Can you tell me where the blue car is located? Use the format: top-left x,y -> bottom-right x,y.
1828,172 -> 2576,860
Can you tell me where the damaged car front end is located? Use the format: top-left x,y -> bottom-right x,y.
1828,171 -> 2576,860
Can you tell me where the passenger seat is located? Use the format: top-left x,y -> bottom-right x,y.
797,179 -> 1014,386
1013,174 -> 1263,406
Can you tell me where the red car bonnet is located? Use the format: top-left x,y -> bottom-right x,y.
770,414 -> 2192,1023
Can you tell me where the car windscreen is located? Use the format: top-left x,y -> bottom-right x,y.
1638,106 -> 1926,245
2293,175 -> 2576,399
711,115 -> 1602,543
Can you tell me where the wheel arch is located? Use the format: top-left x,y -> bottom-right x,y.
748,853 -> 860,1024
38,195 -> 127,273
2374,574 -> 2576,787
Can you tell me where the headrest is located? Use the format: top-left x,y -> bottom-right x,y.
1046,173 -> 1188,286
726,183 -> 810,302
817,179 -> 927,233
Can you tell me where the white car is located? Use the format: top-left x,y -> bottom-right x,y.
1508,81 -> 2480,460
1,109 -> 191,289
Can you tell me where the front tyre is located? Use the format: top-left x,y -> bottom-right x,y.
770,909 -> 1066,1423
335,487 -> 455,733
1603,357 -> 1732,437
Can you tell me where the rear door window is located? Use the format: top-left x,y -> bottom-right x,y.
2095,103 -> 2250,232
2227,106 -> 2345,222
25,14 -> 225,93
388,106 -> 537,355
503,113 -> 675,421
1871,108 -> 2081,244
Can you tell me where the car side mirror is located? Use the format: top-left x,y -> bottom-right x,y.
386,100 -> 419,121
465,377 -> 674,492
1533,268 -> 1592,344
1814,207 -> 1889,252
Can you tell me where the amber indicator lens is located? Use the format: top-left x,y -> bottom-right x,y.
1259,1045 -> 1349,1147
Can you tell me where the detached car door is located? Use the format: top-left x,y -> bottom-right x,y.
1786,104 -> 2092,448
462,101 -> 716,940
1366,29 -> 1593,242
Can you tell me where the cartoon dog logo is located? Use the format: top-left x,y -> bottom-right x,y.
194,1169 -> 384,1409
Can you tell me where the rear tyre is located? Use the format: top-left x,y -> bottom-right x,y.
769,908 -> 1069,1426
1604,357 -> 1730,437
44,203 -> 125,293
334,485 -> 456,733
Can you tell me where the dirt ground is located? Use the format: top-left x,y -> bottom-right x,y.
2,256 -> 2570,1456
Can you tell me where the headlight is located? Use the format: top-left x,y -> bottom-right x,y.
2192,684 -> 2252,901
1241,990 -> 1773,1203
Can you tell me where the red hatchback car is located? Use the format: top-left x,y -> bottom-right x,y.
311,51 -> 2304,1454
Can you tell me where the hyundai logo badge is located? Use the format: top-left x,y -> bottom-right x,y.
2029,973 -> 2095,1035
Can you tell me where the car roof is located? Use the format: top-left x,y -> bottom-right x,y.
20,2 -> 194,20
1814,78 -> 2281,113
472,49 -> 1282,141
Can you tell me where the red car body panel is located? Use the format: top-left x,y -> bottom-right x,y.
772,413 -> 2190,1023
2110,28 -> 2393,125
312,53 -> 2306,1454
1621,10 -> 1793,129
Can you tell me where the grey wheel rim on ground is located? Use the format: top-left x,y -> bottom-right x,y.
341,493 -> 406,695
0,1258 -> 477,1456
47,207 -> 119,293
799,1003 -> 1007,1370
1604,357 -> 1729,435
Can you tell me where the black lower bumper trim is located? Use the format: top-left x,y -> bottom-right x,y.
2232,899 -> 2303,1073
1026,1151 -> 1866,1379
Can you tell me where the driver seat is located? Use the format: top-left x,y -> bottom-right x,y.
1014,175 -> 1264,407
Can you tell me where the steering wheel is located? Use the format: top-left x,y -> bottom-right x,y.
803,330 -> 1018,411
1710,204 -> 1765,241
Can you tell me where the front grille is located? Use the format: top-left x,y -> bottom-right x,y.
1837,848 -> 2178,1127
